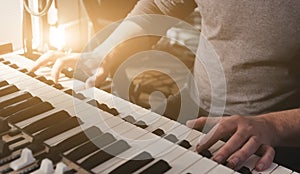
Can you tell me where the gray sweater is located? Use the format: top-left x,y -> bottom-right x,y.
130,0 -> 300,116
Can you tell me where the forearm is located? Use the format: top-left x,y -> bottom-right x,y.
261,108 -> 300,147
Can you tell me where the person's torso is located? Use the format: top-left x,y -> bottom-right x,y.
193,0 -> 300,115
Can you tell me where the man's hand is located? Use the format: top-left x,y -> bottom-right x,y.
186,115 -> 278,171
29,51 -> 80,83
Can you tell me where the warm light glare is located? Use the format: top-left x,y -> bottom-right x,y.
49,26 -> 65,50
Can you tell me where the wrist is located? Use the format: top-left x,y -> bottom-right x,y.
258,113 -> 284,147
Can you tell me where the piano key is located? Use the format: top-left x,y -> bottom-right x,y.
208,164 -> 235,174
164,150 -> 202,174
33,117 -> 82,142
109,151 -> 154,174
237,166 -> 252,174
0,96 -> 42,118
254,164 -> 278,174
64,132 -> 116,162
22,110 -> 72,135
50,126 -> 103,153
164,134 -> 179,143
79,140 -> 131,171
181,157 -> 218,174
270,166 -> 293,174
0,80 -> 8,87
177,140 -> 192,149
199,149 -> 213,158
8,102 -> 54,124
134,120 -> 148,129
139,159 -> 171,174
0,91 -> 32,108
239,155 -> 259,171
0,84 -> 19,97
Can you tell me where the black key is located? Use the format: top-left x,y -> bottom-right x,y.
64,169 -> 77,174
164,134 -> 179,143
134,121 -> 148,129
109,151 -> 154,174
22,110 -> 71,134
53,83 -> 63,90
110,108 -> 119,116
123,115 -> 136,124
51,126 -> 103,153
0,80 -> 8,87
44,79 -> 55,85
139,159 -> 172,174
73,93 -> 86,100
62,68 -> 74,78
80,140 -> 131,171
178,140 -> 192,149
0,84 -> 19,97
152,129 -> 165,137
0,96 -> 42,118
238,166 -> 252,174
35,76 -> 47,82
2,60 -> 11,65
26,72 -> 37,77
65,132 -> 116,162
8,102 -> 54,124
87,99 -> 119,116
0,57 -> 4,61
199,149 -> 213,158
9,64 -> 19,69
64,89 -> 74,95
18,68 -> 28,73
0,118 -> 10,134
0,91 -> 32,108
33,117 -> 82,142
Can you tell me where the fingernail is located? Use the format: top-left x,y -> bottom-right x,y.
256,163 -> 264,171
228,157 -> 239,167
213,155 -> 223,163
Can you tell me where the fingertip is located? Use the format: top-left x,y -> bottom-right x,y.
255,163 -> 265,171
186,119 -> 196,128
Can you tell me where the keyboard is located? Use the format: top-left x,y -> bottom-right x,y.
0,52 -> 297,174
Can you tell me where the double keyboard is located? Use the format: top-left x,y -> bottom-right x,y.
0,53 -> 297,174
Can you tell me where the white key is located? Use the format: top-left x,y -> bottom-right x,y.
182,157 -> 218,174
271,166 -> 293,174
165,150 -> 202,174
239,155 -> 259,171
208,164 -> 235,174
252,163 -> 278,174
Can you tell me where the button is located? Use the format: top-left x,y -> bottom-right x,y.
9,148 -> 36,171
31,158 -> 54,174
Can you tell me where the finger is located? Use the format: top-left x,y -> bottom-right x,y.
213,129 -> 251,164
196,121 -> 235,153
29,51 -> 64,72
225,136 -> 261,168
86,67 -> 108,88
186,117 -> 221,131
255,145 -> 275,171
51,59 -> 65,83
